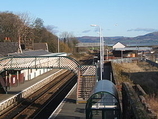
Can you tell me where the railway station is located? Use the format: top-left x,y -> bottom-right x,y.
0,52 -> 121,119
1,3 -> 158,118
0,45 -> 121,118
0,41 -> 156,119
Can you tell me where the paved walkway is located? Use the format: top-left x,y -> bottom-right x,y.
52,87 -> 86,119
0,69 -> 59,102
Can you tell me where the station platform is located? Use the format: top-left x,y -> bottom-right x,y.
50,86 -> 86,119
0,69 -> 60,103
0,69 -> 86,119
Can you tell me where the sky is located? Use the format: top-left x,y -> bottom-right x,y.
1,0 -> 158,37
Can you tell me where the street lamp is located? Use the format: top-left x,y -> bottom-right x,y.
91,24 -> 104,80
58,37 -> 59,53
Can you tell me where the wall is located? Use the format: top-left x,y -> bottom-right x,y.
111,60 -> 157,119
122,82 -> 157,119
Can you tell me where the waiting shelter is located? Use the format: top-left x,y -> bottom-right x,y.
86,80 -> 121,119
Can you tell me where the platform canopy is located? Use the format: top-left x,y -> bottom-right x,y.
86,80 -> 121,119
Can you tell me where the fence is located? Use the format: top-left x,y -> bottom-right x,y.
108,57 -> 139,63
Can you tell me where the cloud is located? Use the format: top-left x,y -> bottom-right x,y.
127,28 -> 158,32
82,30 -> 91,33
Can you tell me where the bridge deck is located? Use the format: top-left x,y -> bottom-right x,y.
0,69 -> 59,103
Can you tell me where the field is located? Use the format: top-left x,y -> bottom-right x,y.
113,61 -> 158,114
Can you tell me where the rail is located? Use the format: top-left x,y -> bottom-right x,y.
0,56 -> 97,105
0,56 -> 80,73
0,69 -> 66,115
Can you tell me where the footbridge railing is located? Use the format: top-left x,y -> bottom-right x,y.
0,56 -> 97,103
0,56 -> 79,73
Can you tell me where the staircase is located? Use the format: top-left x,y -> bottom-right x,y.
77,65 -> 97,103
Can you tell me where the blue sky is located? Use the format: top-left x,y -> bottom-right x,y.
1,0 -> 158,37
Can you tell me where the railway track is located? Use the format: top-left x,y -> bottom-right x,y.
1,70 -> 76,119
79,55 -> 94,65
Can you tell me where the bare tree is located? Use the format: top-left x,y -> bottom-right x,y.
16,13 -> 34,52
60,32 -> 79,53
0,12 -> 19,42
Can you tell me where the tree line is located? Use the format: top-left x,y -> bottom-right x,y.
0,11 -> 79,53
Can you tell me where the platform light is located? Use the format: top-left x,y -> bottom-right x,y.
90,24 -> 104,80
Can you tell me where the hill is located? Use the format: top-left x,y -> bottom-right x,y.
77,32 -> 158,46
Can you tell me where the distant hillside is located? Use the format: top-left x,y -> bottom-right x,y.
77,32 -> 158,46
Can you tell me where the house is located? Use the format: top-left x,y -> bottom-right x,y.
33,43 -> 49,51
0,42 -> 19,57
113,42 -> 126,49
0,42 -> 67,93
112,42 -> 152,58
0,42 -> 49,57
0,47 -> 67,93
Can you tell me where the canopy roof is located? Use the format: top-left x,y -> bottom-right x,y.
89,80 -> 118,100
85,80 -> 121,119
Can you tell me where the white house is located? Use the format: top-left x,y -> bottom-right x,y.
113,42 -> 126,49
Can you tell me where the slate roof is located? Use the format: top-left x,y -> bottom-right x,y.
0,42 -> 50,57
33,43 -> 48,51
8,49 -> 51,57
0,42 -> 18,57
114,47 -> 152,51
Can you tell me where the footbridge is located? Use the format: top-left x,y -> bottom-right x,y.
0,56 -> 97,103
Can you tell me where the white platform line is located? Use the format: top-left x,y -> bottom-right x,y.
48,83 -> 77,119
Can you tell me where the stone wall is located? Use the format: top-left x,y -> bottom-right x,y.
111,61 -> 157,119
122,82 -> 157,119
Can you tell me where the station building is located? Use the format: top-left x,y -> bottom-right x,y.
112,42 -> 152,58
0,42 -> 67,93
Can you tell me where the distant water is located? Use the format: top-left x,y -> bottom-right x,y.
107,43 -> 158,47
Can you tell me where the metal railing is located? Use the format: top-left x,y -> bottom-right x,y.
145,59 -> 158,67
0,56 -> 80,73
108,57 -> 139,63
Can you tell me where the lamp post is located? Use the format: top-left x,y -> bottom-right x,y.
106,49 -> 108,60
58,37 -> 59,53
91,24 -> 104,80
